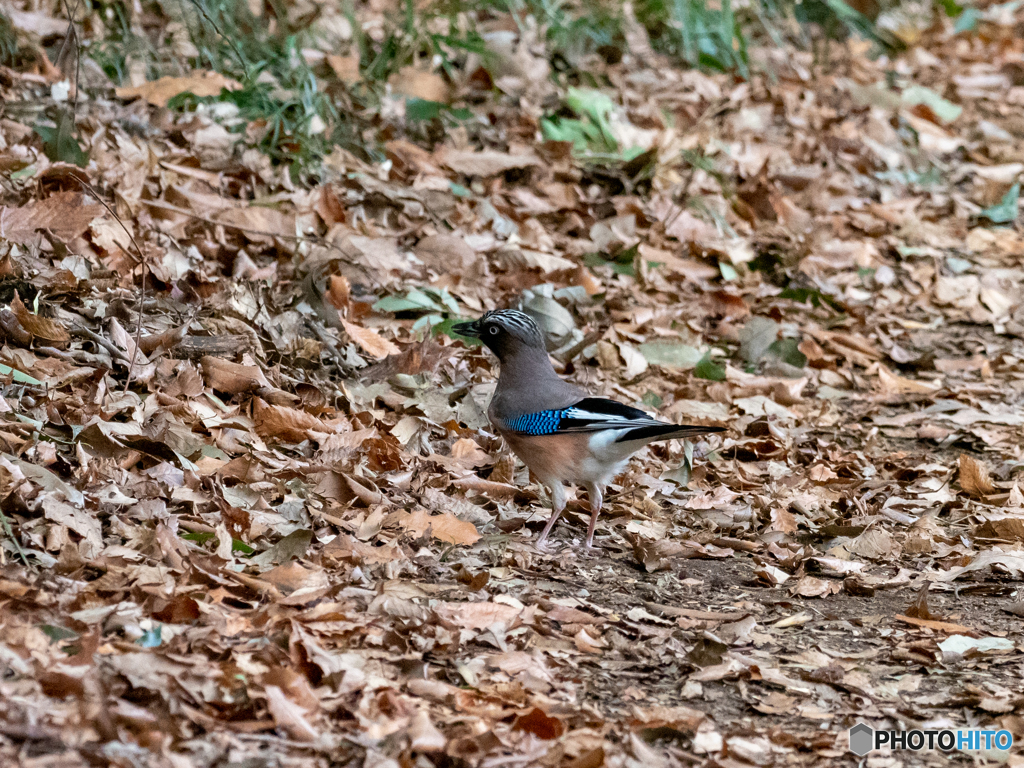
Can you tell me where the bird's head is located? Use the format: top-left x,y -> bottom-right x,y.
452,309 -> 545,361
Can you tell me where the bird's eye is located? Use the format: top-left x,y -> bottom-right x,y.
488,326 -> 499,335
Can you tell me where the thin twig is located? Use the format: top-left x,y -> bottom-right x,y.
70,325 -> 132,364
67,174 -> 147,392
56,0 -> 83,102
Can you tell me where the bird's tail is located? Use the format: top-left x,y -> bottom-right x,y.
616,424 -> 726,444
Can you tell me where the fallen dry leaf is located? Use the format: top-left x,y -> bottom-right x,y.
434,601 -> 520,630
341,318 -> 400,359
116,71 -> 243,107
397,509 -> 481,545
0,192 -> 102,245
1,4 -> 1023,765
959,453 -> 995,497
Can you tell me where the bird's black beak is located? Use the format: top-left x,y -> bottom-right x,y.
451,320 -> 482,338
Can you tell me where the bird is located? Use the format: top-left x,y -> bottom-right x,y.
452,309 -> 725,549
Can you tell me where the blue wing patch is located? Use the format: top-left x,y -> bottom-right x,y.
503,399 -> 725,441
504,409 -> 568,435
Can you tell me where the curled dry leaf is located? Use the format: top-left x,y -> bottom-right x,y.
138,324 -> 188,355
397,509 -> 480,546
438,148 -> 540,177
116,71 -> 243,107
877,365 -> 941,395
326,274 -> 351,311
11,292 -> 69,346
390,67 -> 450,102
959,453 -> 995,497
629,704 -> 706,734
0,308 -> 32,346
323,533 -> 406,565
265,684 -> 319,742
628,535 -> 687,572
201,356 -> 270,394
974,514 -> 1024,542
511,708 -> 565,740
434,601 -> 520,630
407,710 -> 447,751
252,397 -> 331,443
449,438 -> 491,467
573,627 -> 606,654
326,53 -> 361,84
451,475 -> 522,501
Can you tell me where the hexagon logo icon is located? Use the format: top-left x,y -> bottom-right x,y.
849,723 -> 874,756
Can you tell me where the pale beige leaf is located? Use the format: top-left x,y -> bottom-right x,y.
408,710 -> 446,751
438,148 -> 540,177
265,685 -> 318,742
326,53 -> 361,84
390,67 -> 450,102
878,365 -> 941,395
434,601 -> 520,630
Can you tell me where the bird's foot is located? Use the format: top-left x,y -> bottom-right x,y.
534,535 -> 558,554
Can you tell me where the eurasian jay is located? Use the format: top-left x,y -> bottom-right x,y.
453,309 -> 724,549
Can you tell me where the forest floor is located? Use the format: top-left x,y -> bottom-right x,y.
1,0 -> 1024,766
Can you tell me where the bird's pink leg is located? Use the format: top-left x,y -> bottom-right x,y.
584,483 -> 603,549
535,482 -> 566,549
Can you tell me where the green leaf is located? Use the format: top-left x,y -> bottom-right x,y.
412,314 -> 446,334
541,116 -> 597,153
426,286 -> 461,315
639,340 -> 704,368
980,183 -> 1019,224
10,164 -> 37,180
662,461 -> 691,486
0,363 -> 42,386
694,353 -> 726,381
901,85 -> 962,124
436,316 -> 479,345
40,624 -> 78,643
584,248 -> 636,276
373,290 -> 443,314
34,113 -> 89,167
642,391 -> 663,408
405,98 -> 444,122
232,538 -> 255,555
541,87 -> 624,158
778,287 -> 842,311
767,338 -> 808,368
566,87 -> 617,146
